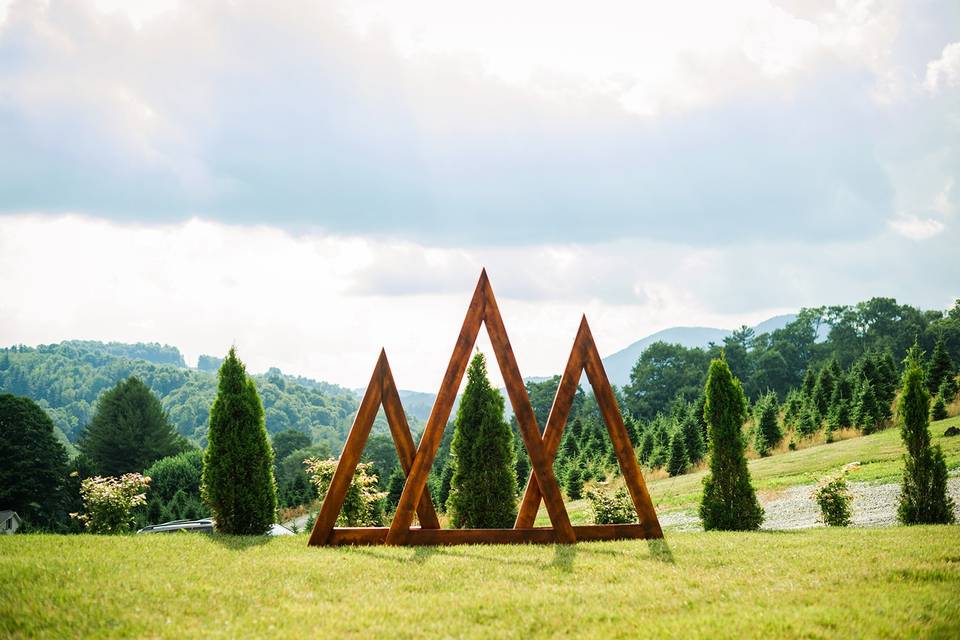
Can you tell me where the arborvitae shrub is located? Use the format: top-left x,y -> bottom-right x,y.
699,357 -> 763,531
667,431 -> 688,477
446,353 -> 517,528
201,348 -> 277,535
897,347 -> 955,525
753,392 -> 782,456
815,472 -> 853,527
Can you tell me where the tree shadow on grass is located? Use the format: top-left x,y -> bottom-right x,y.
207,533 -> 273,550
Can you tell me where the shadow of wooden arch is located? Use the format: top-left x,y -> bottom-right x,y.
308,270 -> 663,546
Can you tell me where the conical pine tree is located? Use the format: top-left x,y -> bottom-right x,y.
930,394 -> 948,421
667,430 -> 688,477
753,392 -> 782,457
699,357 -> 763,531
201,348 -> 277,535
927,336 -> 954,395
897,346 -> 954,524
446,352 -> 517,528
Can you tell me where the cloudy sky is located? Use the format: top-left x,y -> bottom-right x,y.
0,0 -> 958,391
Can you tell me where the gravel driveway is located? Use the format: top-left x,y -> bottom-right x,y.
659,477 -> 960,531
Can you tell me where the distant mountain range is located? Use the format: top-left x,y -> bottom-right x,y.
599,314 -> 797,388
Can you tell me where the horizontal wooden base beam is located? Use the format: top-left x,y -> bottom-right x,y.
316,524 -> 656,547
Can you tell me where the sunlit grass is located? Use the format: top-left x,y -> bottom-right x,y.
1,527 -> 958,638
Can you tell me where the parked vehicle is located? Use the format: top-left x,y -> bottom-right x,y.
137,519 -> 294,536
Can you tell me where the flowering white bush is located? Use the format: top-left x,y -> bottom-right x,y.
304,458 -> 384,527
72,473 -> 151,533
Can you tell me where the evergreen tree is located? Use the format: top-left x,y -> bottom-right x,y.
827,373 -> 853,432
796,400 -> 820,437
80,377 -> 184,476
564,465 -> 584,499
0,394 -> 69,528
852,377 -> 883,434
438,462 -> 454,510
446,353 -> 517,528
753,392 -> 782,456
638,431 -> 655,465
940,375 -> 958,404
801,367 -> 817,399
667,430 -> 688,477
927,335 -> 954,395
930,394 -> 948,421
201,348 -> 277,535
699,358 -> 763,531
385,467 -> 405,511
812,365 -> 836,419
680,410 -> 705,464
897,347 -> 954,524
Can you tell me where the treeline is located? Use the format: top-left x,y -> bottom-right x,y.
621,297 -> 960,420
0,341 -> 359,452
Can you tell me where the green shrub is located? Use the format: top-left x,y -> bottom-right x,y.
72,473 -> 150,533
897,346 -> 955,525
586,487 -> 636,525
814,472 -> 853,527
446,353 -> 517,528
699,357 -> 763,531
201,348 -> 278,535
305,458 -> 384,527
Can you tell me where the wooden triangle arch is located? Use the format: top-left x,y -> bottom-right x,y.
308,270 -> 663,546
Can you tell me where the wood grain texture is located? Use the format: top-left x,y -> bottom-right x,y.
515,317 -> 589,528
307,353 -> 385,546
380,353 -> 440,529
384,272 -> 487,545
581,320 -> 664,539
482,282 -> 575,543
327,524 -> 650,546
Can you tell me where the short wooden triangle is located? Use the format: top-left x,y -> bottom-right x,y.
515,316 -> 663,538
307,349 -> 440,546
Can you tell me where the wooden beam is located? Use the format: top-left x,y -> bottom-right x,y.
307,352 -> 385,546
327,524 -> 652,546
515,317 -> 588,528
482,282 -> 575,542
380,354 -> 441,529
581,320 -> 664,539
384,272 -> 486,545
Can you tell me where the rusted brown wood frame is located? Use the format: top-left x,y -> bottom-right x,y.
307,350 -> 439,546
327,524 -> 649,546
515,316 -> 663,538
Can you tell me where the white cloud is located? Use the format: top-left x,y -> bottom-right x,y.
925,41 -> 960,92
1,215 -> 956,391
888,214 -> 945,239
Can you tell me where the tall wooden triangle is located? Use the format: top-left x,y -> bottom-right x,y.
307,349 -> 440,546
385,269 -> 575,544
514,317 -> 663,538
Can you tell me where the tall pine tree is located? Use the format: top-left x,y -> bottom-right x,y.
446,353 -> 517,528
897,346 -> 954,524
700,357 -> 763,531
201,348 -> 277,534
79,377 -> 183,476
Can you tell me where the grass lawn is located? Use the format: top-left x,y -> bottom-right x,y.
549,414 -> 960,525
2,527 -> 959,638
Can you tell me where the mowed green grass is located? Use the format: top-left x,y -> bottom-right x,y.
549,415 -> 960,525
2,527 -> 959,639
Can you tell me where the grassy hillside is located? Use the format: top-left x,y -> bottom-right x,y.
546,415 -> 960,526
2,528 -> 958,638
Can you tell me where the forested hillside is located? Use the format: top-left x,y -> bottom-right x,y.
0,342 -> 359,452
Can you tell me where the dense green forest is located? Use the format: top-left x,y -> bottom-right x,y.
0,341 -> 359,453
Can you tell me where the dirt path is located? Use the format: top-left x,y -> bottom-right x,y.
659,477 -> 960,531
